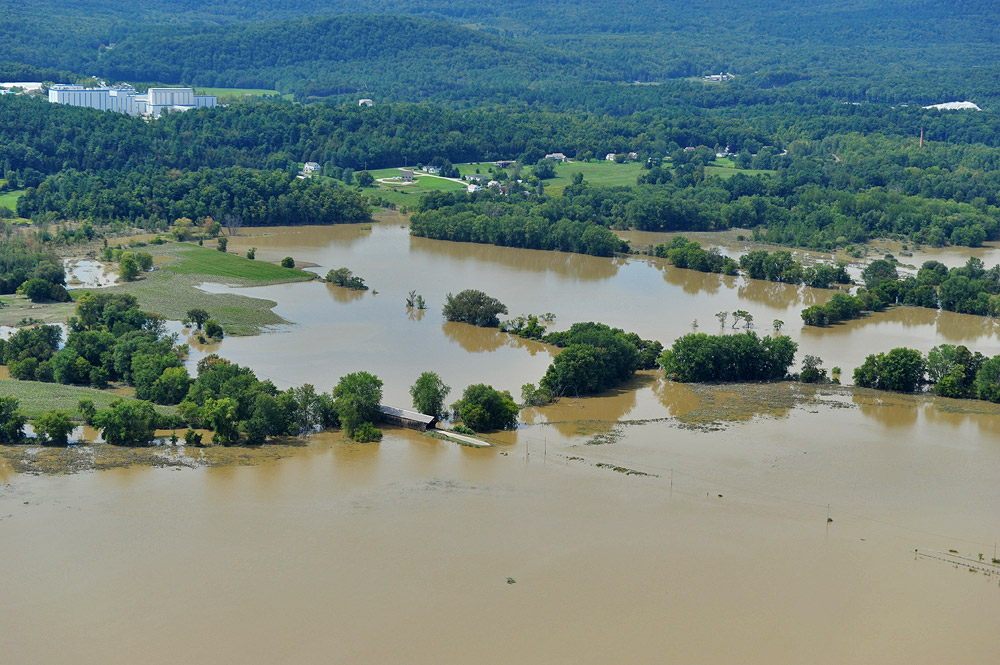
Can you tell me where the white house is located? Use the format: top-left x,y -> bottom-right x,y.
467,184 -> 481,193
302,162 -> 320,175
605,153 -> 617,161
359,98 -> 374,107
545,152 -> 567,162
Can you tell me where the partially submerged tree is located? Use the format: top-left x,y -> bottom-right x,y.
0,396 -> 27,443
410,371 -> 451,419
34,410 -> 75,446
222,213 -> 243,237
333,371 -> 383,439
443,289 -> 508,327
451,384 -> 519,431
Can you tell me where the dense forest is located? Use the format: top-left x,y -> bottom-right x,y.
16,167 -> 370,227
5,1 -> 1000,108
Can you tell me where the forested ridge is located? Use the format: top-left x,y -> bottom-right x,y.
5,1 -> 1000,107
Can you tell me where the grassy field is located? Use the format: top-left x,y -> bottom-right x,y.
0,295 -> 76,327
162,243 -> 313,281
0,379 -> 176,419
0,189 -> 27,209
104,242 -> 315,335
192,86 -> 282,97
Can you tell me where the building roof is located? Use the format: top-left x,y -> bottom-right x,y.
378,405 -> 436,425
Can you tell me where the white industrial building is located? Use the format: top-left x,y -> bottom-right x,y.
48,85 -> 216,118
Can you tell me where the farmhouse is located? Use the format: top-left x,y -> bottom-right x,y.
400,169 -> 415,183
544,152 -> 567,162
378,405 -> 437,431
359,98 -> 374,107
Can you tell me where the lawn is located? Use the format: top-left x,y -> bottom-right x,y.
0,189 -> 27,209
193,86 -> 283,98
0,379 -> 176,419
369,170 -> 467,207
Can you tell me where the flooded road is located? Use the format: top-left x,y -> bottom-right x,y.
3,219 -> 1000,663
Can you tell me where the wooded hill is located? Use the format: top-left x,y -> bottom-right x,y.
4,1 -> 1000,108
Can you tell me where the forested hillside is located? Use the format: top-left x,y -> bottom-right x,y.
4,1 -> 1000,107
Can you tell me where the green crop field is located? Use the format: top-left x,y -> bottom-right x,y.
0,379 -> 176,419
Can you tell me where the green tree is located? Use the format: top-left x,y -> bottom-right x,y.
203,397 -> 240,445
204,319 -> 224,339
333,371 -> 384,438
217,236 -> 229,252
92,399 -> 158,446
357,171 -> 375,187
150,366 -> 192,405
0,396 -> 27,443
974,356 -> 1000,403
799,355 -> 826,383
443,289 -> 508,327
186,308 -> 210,329
119,254 -> 140,281
34,410 -> 75,446
861,259 -> 898,290
410,371 -> 451,419
451,383 -> 519,431
281,256 -> 295,268
853,348 -> 926,393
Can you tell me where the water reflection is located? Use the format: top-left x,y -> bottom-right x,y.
852,391 -> 920,429
531,372 -> 650,438
326,283 -> 367,303
737,278 -> 805,310
651,377 -> 701,418
659,263 -> 726,295
442,321 -> 551,357
409,235 -> 625,281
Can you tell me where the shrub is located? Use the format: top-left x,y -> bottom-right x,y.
352,422 -> 383,442
281,256 -> 295,268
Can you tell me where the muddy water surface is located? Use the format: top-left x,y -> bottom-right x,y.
3,221 -> 1000,663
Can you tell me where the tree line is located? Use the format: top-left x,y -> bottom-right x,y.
17,166 -> 370,227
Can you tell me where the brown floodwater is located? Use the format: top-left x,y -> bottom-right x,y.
3,220 -> 999,663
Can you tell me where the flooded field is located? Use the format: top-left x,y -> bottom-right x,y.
3,219 -> 999,663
